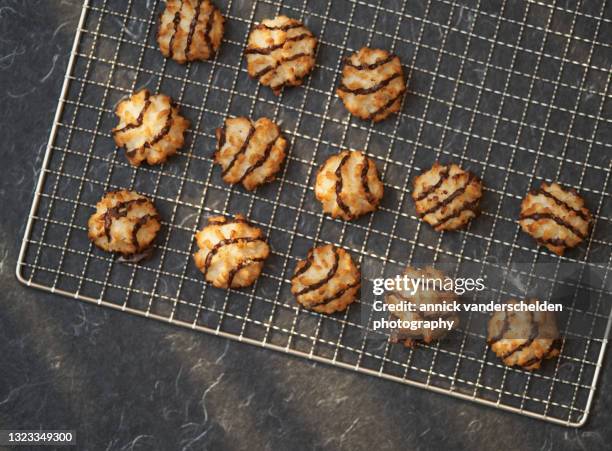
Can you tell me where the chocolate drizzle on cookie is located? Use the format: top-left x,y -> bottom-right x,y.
114,91 -> 151,135
338,72 -> 401,96
227,256 -> 267,287
365,89 -> 406,120
337,48 -> 406,122
245,16 -> 317,95
334,152 -> 353,219
536,186 -> 589,221
113,90 -> 189,166
131,214 -> 160,248
519,213 -> 587,241
293,249 -> 314,278
159,0 -> 223,63
317,150 -> 383,221
167,0 -> 184,59
222,124 -> 255,176
238,134 -> 281,183
291,245 -> 360,313
193,215 -> 270,289
103,198 -> 148,242
414,166 -> 450,202
293,247 -> 339,296
344,53 -> 396,70
519,182 -> 592,255
202,4 -> 217,56
185,0 -> 203,58
360,155 -> 375,204
418,172 -> 477,217
214,117 -> 287,190
412,163 -> 482,232
89,191 -> 161,258
252,52 -> 310,78
201,236 -> 266,277
146,107 -> 173,149
255,21 -> 303,31
244,32 -> 312,55
303,281 -> 360,308
487,299 -> 560,370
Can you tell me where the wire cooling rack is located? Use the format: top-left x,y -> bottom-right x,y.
17,0 -> 612,426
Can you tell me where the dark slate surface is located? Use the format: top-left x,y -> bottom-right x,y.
0,1 -> 610,450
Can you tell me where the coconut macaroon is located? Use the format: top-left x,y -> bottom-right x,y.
88,190 -> 161,258
385,266 -> 460,347
488,299 -> 560,371
337,48 -> 406,122
214,116 -> 288,190
412,162 -> 483,232
112,89 -> 190,166
245,15 -> 317,95
291,244 -> 360,314
157,0 -> 224,63
193,214 -> 270,289
315,150 -> 384,221
519,182 -> 592,256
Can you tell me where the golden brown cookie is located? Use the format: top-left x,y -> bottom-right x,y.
88,190 -> 161,257
337,48 -> 406,122
519,182 -> 592,256
214,117 -> 288,190
487,299 -> 560,371
412,162 -> 482,231
193,214 -> 270,289
245,15 -> 317,95
112,89 -> 190,166
291,244 -> 360,314
315,150 -> 384,221
157,0 -> 224,63
385,266 -> 460,347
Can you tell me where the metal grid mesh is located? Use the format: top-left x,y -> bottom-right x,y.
17,0 -> 612,426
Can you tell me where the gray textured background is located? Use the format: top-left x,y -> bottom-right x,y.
1,0 -> 611,450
